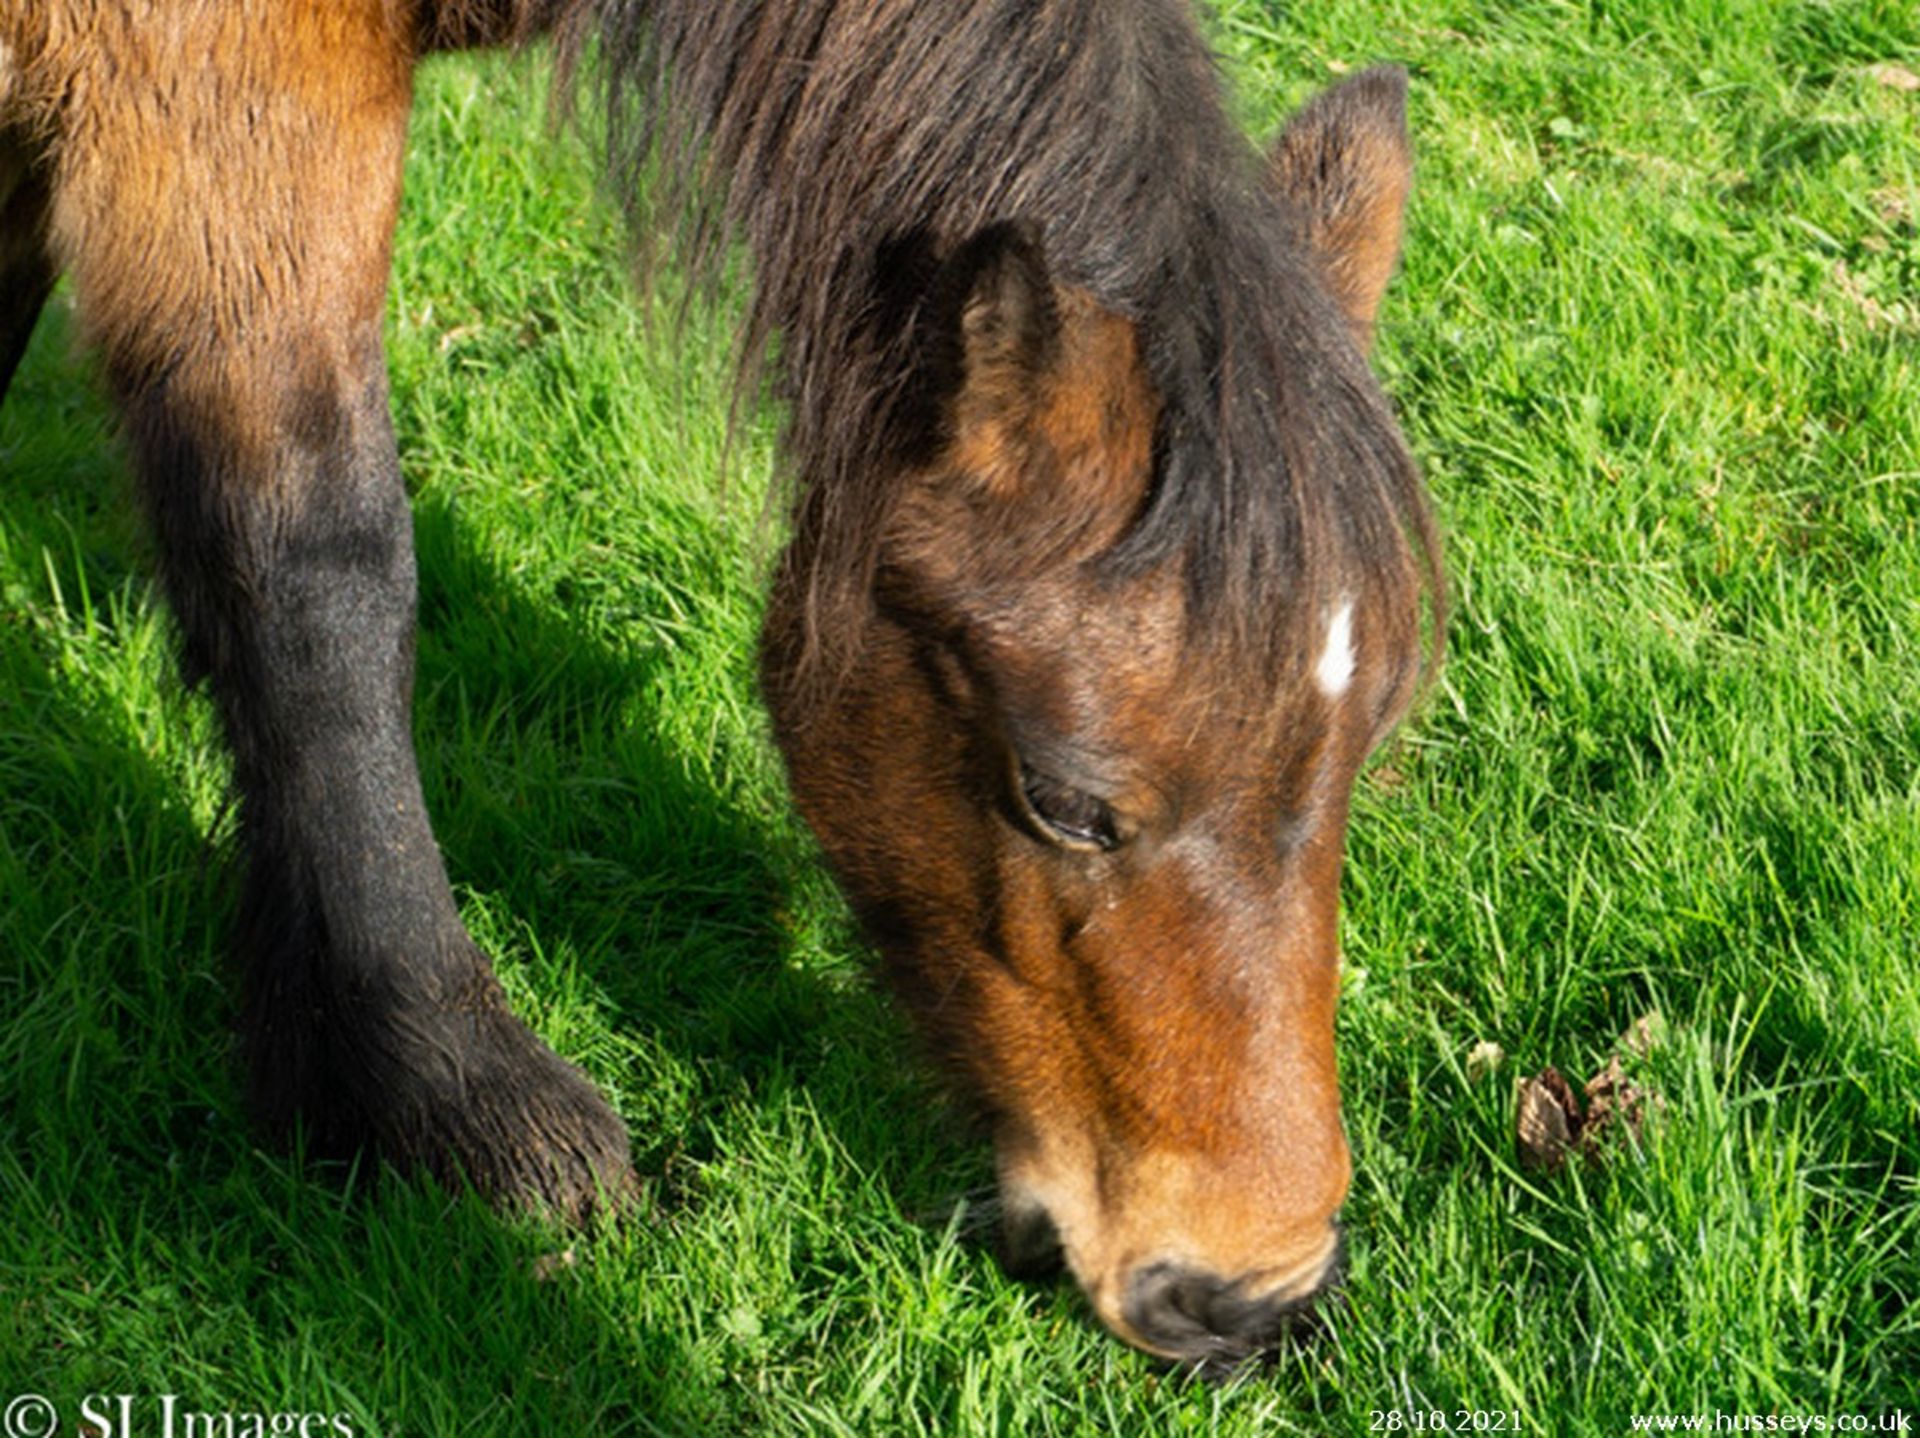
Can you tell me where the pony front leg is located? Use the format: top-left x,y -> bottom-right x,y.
39,2 -> 631,1219
128,359 -> 631,1220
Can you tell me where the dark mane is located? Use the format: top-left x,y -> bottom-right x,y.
556,0 -> 1442,688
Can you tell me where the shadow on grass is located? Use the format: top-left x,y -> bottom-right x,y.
0,297 -> 984,1426
404,483 -> 971,1195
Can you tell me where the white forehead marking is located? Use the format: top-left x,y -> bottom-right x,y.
1315,600 -> 1355,699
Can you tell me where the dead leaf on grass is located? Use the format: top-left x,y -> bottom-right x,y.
1516,1066 -> 1582,1172
1515,1014 -> 1666,1172
531,1246 -> 578,1282
436,323 -> 484,355
1832,260 -> 1914,331
1466,1039 -> 1506,1080
1619,1010 -> 1667,1057
1868,62 -> 1920,92
1581,1054 -> 1661,1147
1871,186 -> 1913,227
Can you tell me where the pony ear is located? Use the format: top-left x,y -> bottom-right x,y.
948,220 -> 1060,417
1268,66 -> 1413,353
883,222 -> 1156,577
881,221 -> 1060,474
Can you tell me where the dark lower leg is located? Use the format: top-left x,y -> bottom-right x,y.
127,347 -> 631,1218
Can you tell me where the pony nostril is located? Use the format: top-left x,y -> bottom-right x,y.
1122,1247 -> 1341,1365
1124,1263 -> 1231,1356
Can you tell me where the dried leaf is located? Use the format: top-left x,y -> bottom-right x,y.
1585,1053 -> 1629,1099
1868,62 -> 1920,92
531,1246 -> 577,1282
1467,1039 -> 1505,1080
1872,186 -> 1913,226
1582,1054 -> 1661,1149
1516,1067 -> 1581,1172
1833,260 -> 1913,330
1517,1018 -> 1673,1176
1619,1011 -> 1666,1057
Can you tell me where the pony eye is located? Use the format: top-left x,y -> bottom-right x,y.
1018,765 -> 1122,852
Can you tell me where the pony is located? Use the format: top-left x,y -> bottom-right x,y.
0,0 -> 1440,1366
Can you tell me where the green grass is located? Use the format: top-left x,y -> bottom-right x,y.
3,2 -> 1917,1430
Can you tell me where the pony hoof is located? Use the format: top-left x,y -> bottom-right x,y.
248,958 -> 637,1225
389,1003 -> 638,1226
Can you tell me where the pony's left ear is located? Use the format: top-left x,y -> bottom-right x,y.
947,219 -> 1061,427
1268,66 -> 1413,354
880,221 -> 1061,476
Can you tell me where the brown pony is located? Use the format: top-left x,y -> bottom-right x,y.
0,0 -> 1440,1366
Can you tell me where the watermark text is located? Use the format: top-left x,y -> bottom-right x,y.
3,1395 -> 354,1438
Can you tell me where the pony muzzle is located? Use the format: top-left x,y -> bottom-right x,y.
998,1152 -> 1346,1363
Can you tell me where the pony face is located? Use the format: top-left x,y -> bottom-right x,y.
762,66 -> 1430,1369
